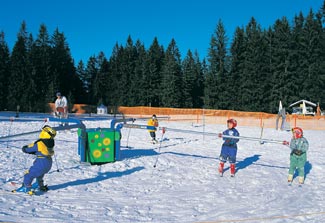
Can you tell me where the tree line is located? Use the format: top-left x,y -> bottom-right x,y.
0,3 -> 325,114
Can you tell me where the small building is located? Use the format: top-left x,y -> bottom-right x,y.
97,104 -> 107,114
289,100 -> 316,116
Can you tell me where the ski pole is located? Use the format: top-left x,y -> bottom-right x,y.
53,153 -> 60,172
8,175 -> 24,187
153,127 -> 166,168
126,120 -> 135,148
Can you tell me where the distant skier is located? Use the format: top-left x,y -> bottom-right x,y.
276,107 -> 286,130
218,119 -> 240,177
14,125 -> 57,194
283,127 -> 309,184
55,92 -> 68,118
147,114 -> 159,144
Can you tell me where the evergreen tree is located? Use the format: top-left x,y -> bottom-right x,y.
192,51 -> 204,108
130,39 -> 147,106
289,12 -> 306,105
107,43 -> 124,107
146,37 -> 164,106
0,31 -> 10,110
94,53 -> 110,105
318,2 -> 325,108
300,10 -> 324,104
182,50 -> 201,108
239,17 -> 265,111
268,17 -> 292,113
90,52 -> 108,105
229,27 -> 246,110
205,20 -> 228,109
76,60 -> 89,103
124,36 -> 138,105
50,28 -> 77,106
29,24 -> 52,111
160,39 -> 182,107
215,20 -> 228,109
85,55 -> 100,105
7,21 -> 30,111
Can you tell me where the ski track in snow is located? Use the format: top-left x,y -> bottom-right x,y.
0,116 -> 325,223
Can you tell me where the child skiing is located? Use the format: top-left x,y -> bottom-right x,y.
218,119 -> 240,177
147,114 -> 159,144
283,127 -> 309,184
13,125 -> 57,194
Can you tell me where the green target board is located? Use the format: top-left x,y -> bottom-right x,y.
86,129 -> 115,163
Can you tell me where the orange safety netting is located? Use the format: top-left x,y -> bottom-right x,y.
118,106 -> 325,131
47,104 -> 325,130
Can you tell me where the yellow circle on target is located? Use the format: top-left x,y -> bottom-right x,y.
105,147 -> 110,151
103,138 -> 111,146
95,134 -> 99,139
98,143 -> 102,147
93,150 -> 101,158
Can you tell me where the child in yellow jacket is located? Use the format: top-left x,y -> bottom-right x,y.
147,114 -> 159,144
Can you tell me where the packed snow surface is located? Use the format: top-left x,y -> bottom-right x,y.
1,113 -> 325,223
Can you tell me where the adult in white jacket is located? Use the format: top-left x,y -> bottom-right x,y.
55,92 -> 68,118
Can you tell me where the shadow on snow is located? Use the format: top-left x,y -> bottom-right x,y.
120,148 -> 159,160
49,166 -> 144,191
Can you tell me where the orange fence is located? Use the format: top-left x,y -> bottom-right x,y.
47,104 -> 325,130
118,106 -> 325,130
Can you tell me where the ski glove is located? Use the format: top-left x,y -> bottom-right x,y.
282,141 -> 289,145
22,145 -> 28,153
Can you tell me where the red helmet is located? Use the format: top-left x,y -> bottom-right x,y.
227,119 -> 237,128
292,127 -> 303,138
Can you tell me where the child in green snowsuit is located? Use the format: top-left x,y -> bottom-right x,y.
284,127 -> 309,184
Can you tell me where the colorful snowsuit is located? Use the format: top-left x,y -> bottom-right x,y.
219,128 -> 240,164
147,118 -> 159,141
22,139 -> 55,187
288,137 -> 309,178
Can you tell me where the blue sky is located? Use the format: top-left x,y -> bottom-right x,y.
0,0 -> 323,64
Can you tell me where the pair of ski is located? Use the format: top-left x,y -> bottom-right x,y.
10,181 -> 49,196
288,180 -> 303,187
151,139 -> 159,144
219,172 -> 235,178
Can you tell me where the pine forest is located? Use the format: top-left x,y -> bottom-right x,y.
0,4 -> 325,114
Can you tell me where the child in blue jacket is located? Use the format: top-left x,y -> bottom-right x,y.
218,119 -> 240,177
15,125 -> 56,194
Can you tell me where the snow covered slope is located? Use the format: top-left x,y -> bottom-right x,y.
1,116 -> 325,222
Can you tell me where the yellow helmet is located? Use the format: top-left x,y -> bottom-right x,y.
39,125 -> 56,139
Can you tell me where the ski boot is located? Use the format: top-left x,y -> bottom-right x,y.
287,174 -> 293,185
39,185 -> 49,192
12,185 -> 34,195
230,164 -> 236,177
218,162 -> 224,177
